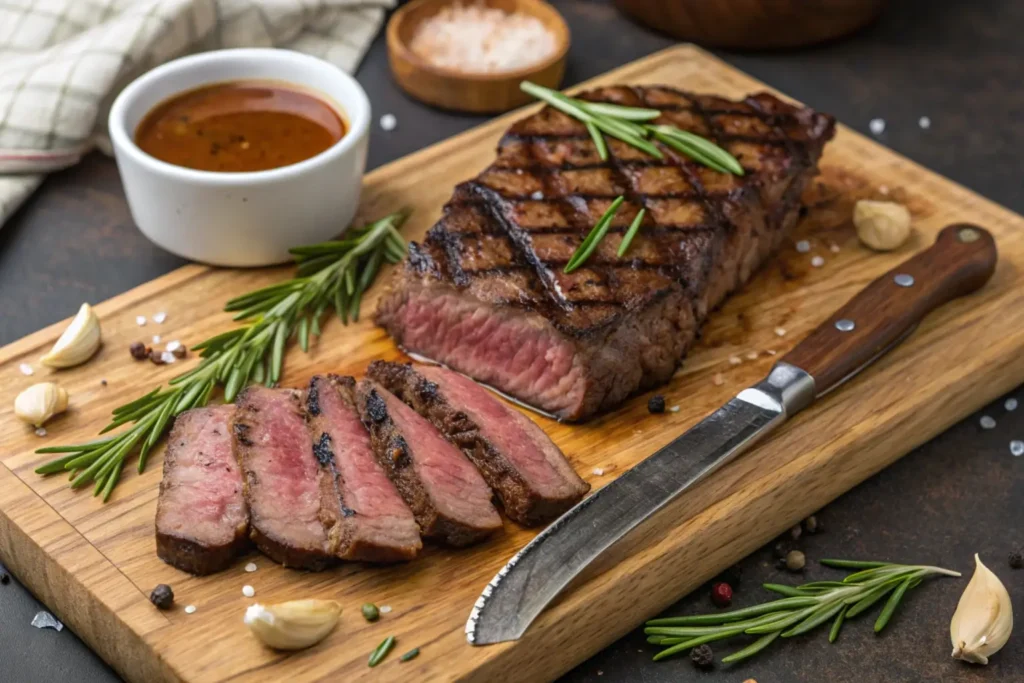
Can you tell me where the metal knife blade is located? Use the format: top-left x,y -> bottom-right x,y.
466,363 -> 815,645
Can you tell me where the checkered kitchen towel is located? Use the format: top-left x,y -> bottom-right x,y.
0,0 -> 394,225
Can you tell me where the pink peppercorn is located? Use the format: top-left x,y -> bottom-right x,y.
711,582 -> 733,607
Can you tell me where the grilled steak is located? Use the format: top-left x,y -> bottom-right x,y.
234,386 -> 334,570
305,375 -> 422,562
368,361 -> 589,525
156,405 -> 248,575
376,87 -> 835,420
356,379 -> 502,546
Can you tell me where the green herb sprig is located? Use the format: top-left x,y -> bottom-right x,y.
564,196 -> 623,274
368,635 -> 396,667
646,559 -> 961,664
520,81 -> 744,176
34,210 -> 410,500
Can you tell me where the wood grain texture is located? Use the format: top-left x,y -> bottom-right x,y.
1,45 -> 1024,683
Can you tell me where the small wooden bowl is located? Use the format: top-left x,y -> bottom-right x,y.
387,0 -> 570,114
614,0 -> 886,49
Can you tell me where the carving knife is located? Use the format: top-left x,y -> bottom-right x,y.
466,223 -> 997,645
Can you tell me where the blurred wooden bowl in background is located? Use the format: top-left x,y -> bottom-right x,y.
614,0 -> 886,49
387,0 -> 570,114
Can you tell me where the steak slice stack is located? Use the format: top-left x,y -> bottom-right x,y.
356,379 -> 503,546
376,87 -> 835,421
368,361 -> 589,525
305,375 -> 422,562
156,405 -> 248,575
234,386 -> 334,570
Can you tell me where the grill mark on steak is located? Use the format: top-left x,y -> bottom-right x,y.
368,362 -> 590,526
356,379 -> 502,547
376,86 -> 835,420
305,375 -> 421,563
156,405 -> 248,575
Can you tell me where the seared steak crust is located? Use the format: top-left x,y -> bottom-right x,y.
356,379 -> 502,547
156,405 -> 248,575
376,87 -> 835,420
368,361 -> 589,525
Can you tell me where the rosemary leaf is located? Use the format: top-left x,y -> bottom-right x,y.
586,121 -> 608,161
368,635 -> 396,667
721,632 -> 781,664
820,559 -> 892,570
616,208 -> 646,257
577,100 -> 661,121
564,196 -> 624,274
874,576 -> 917,633
829,605 -> 848,643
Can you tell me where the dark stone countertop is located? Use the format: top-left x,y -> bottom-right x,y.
1,1 -> 1021,681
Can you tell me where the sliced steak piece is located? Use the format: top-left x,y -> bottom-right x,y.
367,361 -> 589,525
305,375 -> 421,562
234,386 -> 334,570
156,405 -> 248,575
376,87 -> 835,421
356,379 -> 502,546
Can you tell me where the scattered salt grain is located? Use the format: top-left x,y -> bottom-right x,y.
31,611 -> 63,631
380,114 -> 397,131
766,349 -> 777,356
980,415 -> 996,429
597,672 -> 603,677
712,373 -> 725,386
245,562 -> 258,573
811,255 -> 825,268
592,467 -> 605,476
878,184 -> 890,195
152,312 -> 167,324
19,363 -> 33,376
136,315 -> 147,326
184,605 -> 196,614
152,335 -> 162,344
35,428 -> 47,437
530,191 -> 545,200
1006,398 -> 1018,411
379,605 -> 392,614
165,340 -> 182,353
1011,441 -> 1024,457
869,118 -> 885,135
795,240 -> 811,253
745,351 -> 758,360
918,116 -> 931,130
160,351 -> 177,364
774,327 -> 787,337
728,355 -> 741,366
829,243 -> 841,254
242,585 -> 255,598
670,405 -> 681,413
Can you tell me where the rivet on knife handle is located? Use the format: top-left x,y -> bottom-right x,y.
781,223 -> 997,397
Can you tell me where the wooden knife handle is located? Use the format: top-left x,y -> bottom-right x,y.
781,223 -> 998,397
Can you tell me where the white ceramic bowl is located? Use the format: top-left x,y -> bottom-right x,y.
109,49 -> 370,267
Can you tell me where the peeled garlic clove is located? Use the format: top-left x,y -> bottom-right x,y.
15,382 -> 69,427
854,199 -> 911,251
950,554 -> 1013,664
40,303 -> 101,368
244,599 -> 341,650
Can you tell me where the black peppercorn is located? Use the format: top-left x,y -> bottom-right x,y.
171,345 -> 187,359
648,395 -> 666,414
129,341 -> 148,360
785,550 -> 806,572
1,571 -> 10,585
149,584 -> 174,609
690,644 -> 714,669
149,349 -> 166,365
1009,550 -> 1024,570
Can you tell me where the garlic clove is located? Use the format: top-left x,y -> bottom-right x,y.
15,382 -> 69,427
244,599 -> 341,650
950,554 -> 1013,665
853,199 -> 911,251
40,303 -> 101,368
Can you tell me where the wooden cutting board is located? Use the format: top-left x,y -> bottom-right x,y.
2,45 -> 1024,683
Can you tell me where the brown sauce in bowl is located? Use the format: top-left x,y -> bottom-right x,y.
135,80 -> 346,172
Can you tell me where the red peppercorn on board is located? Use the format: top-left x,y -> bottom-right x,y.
2,46 -> 1024,683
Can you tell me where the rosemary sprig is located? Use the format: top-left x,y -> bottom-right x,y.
617,208 -> 646,258
564,196 -> 623,274
520,81 -> 743,175
646,559 -> 960,664
35,210 -> 410,500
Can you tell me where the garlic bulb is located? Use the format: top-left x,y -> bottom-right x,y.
40,303 -> 101,368
950,554 -> 1013,664
244,599 -> 341,650
15,382 -> 69,427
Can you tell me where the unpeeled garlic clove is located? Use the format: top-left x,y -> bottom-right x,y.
950,554 -> 1013,664
40,303 -> 101,368
244,599 -> 341,650
15,382 -> 69,427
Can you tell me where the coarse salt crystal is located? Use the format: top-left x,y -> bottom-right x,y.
184,605 -> 196,614
19,363 -> 33,376
980,415 -> 996,429
811,255 -> 825,268
160,351 -> 177,364
379,605 -> 392,614
869,118 -> 885,135
728,355 -> 741,365
670,405 -> 680,413
136,315 -> 147,326
165,340 -> 182,353
1011,440 -> 1024,457
829,243 -> 841,253
245,562 -> 258,573
774,327 -> 787,337
530,191 -> 545,200
35,427 -> 47,437
592,467 -> 604,476
795,240 -> 811,253
152,312 -> 167,324
380,114 -> 397,131
712,373 -> 725,386
919,116 -> 931,129
745,351 -> 758,360
152,335 -> 162,344
766,349 -> 777,356
1006,398 -> 1018,411
242,585 -> 255,597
